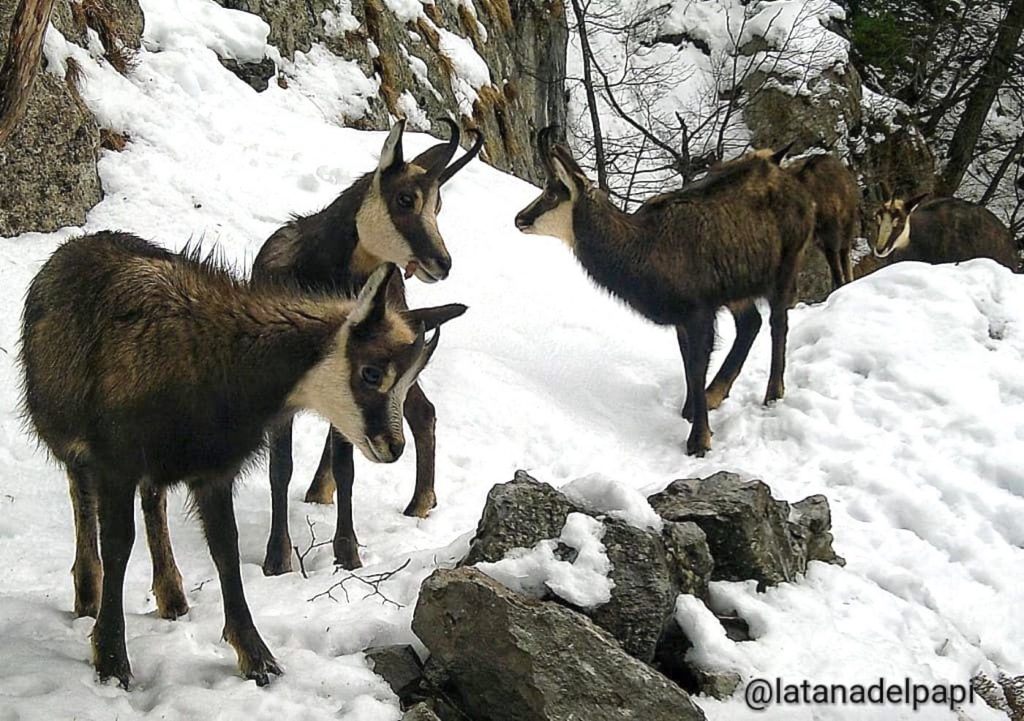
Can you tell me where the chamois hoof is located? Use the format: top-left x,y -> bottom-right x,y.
686,431 -> 712,457
333,539 -> 362,570
403,491 -> 437,518
74,600 -> 100,619
225,626 -> 282,686
262,552 -> 294,577
154,576 -> 190,619
93,638 -> 132,690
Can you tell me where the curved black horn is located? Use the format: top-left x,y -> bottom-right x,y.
439,128 -> 484,185
424,117 -> 460,179
537,125 -> 560,176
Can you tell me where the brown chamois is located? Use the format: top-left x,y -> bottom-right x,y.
784,153 -> 861,289
515,129 -> 814,456
19,232 -> 466,689
252,118 -> 482,573
873,194 -> 1019,271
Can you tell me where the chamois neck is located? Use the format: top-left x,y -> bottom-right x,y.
572,193 -> 652,281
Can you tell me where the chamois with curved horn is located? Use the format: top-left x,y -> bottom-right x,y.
252,118 -> 483,572
515,129 -> 814,456
784,153 -> 860,289
19,232 -> 466,688
873,193 -> 1019,271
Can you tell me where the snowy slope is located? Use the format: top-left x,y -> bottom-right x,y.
1,2 -> 1023,720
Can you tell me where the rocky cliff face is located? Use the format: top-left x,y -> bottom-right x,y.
0,0 -> 143,238
215,0 -> 567,184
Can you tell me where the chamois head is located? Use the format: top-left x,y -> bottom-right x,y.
358,119 -> 483,283
872,191 -> 929,258
291,264 -> 467,463
514,126 -> 593,247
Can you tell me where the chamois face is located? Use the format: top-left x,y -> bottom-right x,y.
515,131 -> 590,247
290,265 -> 466,463
357,120 -> 482,284
873,196 -> 925,258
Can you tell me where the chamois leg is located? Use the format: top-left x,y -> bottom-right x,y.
705,301 -> 762,411
92,476 -> 136,689
841,231 -> 855,284
824,243 -> 846,290
141,483 -> 189,619
329,429 -> 361,569
678,327 -> 695,421
304,431 -> 336,504
764,291 -> 795,405
68,465 -> 102,619
194,481 -> 281,686
403,383 -> 437,518
681,308 -> 716,457
263,422 -> 295,576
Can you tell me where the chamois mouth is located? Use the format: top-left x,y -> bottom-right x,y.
363,437 -> 393,463
413,261 -> 446,284
514,216 -> 534,233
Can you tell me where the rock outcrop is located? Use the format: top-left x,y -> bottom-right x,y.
413,567 -> 706,721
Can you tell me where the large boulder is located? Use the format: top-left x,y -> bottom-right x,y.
461,471 -> 713,663
648,471 -> 844,588
413,567 -> 706,721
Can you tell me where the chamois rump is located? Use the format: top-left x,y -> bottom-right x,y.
515,129 -> 814,456
19,232 -> 466,688
784,153 -> 860,289
873,194 -> 1019,271
252,118 -> 482,572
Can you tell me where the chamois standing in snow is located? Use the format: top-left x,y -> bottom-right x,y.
515,130 -> 814,456
873,193 -> 1019,271
252,118 -> 481,572
785,153 -> 861,289
19,232 -> 465,688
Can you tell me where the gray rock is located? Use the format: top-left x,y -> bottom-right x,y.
413,567 -> 706,721
219,57 -> 277,92
401,703 -> 442,721
365,645 -> 424,701
648,472 -> 843,587
462,471 -> 713,663
653,615 -> 746,697
692,669 -> 742,700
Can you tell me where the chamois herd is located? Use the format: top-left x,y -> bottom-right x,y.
16,120 -> 1022,688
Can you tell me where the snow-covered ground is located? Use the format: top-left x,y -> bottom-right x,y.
1,2 -> 1022,720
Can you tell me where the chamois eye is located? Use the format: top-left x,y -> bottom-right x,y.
398,193 -> 414,209
360,366 -> 384,386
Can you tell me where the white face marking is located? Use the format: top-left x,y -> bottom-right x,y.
356,175 -> 416,266
525,200 -> 576,249
875,200 -> 912,258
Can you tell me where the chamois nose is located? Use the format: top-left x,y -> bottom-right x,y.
514,214 -> 530,230
388,439 -> 405,459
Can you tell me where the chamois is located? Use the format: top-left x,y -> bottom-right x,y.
873,194 -> 1019,271
785,153 -> 860,289
515,129 -> 814,456
252,118 -> 482,572
19,232 -> 466,688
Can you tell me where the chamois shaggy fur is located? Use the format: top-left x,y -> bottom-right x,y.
785,153 -> 861,289
515,131 -> 815,456
252,118 -> 482,573
873,195 -> 1019,271
19,232 -> 463,689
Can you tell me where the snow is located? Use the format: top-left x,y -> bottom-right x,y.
561,473 -> 665,532
1,0 -> 1023,719
475,512 -> 615,608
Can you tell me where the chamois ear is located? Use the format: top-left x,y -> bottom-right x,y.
770,141 -> 795,165
906,192 -> 930,213
348,264 -> 396,329
378,119 -> 407,174
403,303 -> 468,332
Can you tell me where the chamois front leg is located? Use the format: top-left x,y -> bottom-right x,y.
705,301 -> 762,411
680,309 -> 716,457
329,429 -> 361,569
402,382 -> 437,518
68,465 -> 102,619
140,483 -> 189,619
677,327 -> 695,422
92,476 -> 136,689
263,422 -> 295,576
194,480 -> 281,686
303,431 -> 335,505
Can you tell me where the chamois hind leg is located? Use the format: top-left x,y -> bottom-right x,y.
764,267 -> 798,405
303,431 -> 335,505
403,383 -> 437,518
141,483 -> 189,619
193,480 -> 281,686
822,225 -> 846,290
705,301 -> 762,411
68,465 -> 102,619
681,308 -> 716,457
92,474 -> 137,689
678,326 -> 695,421
329,429 -> 361,569
263,422 -> 295,576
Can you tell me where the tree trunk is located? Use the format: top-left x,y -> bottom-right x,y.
0,0 -> 56,146
935,0 -> 1024,195
567,0 -> 608,191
